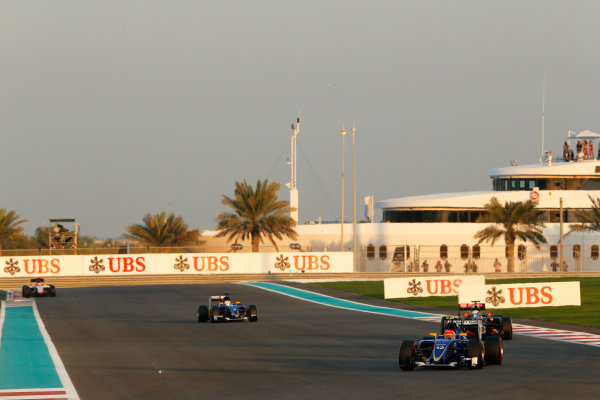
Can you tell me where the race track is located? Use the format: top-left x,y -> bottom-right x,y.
35,283 -> 600,400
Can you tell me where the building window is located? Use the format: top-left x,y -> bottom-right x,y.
393,246 -> 410,262
460,244 -> 469,260
518,245 -> 526,260
550,245 -> 558,260
367,244 -> 375,260
379,245 -> 387,260
472,244 -> 481,260
573,244 -> 581,260
592,245 -> 599,260
440,244 -> 448,260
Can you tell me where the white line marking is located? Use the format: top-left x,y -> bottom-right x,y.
0,301 -> 5,349
241,282 -> 443,319
32,301 -> 80,400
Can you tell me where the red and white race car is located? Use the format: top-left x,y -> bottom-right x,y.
22,278 -> 57,298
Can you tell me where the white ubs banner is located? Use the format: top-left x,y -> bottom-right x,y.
384,275 -> 485,299
459,281 -> 581,308
0,252 -> 353,277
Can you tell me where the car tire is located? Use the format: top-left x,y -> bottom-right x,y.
49,286 -> 57,297
210,306 -> 220,323
501,317 -> 513,340
399,340 -> 417,371
484,336 -> 503,365
22,286 -> 31,298
466,340 -> 484,369
198,306 -> 209,322
248,305 -> 258,322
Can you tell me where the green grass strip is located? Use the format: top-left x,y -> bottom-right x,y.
313,277 -> 600,328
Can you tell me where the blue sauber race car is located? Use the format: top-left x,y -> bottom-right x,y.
197,294 -> 258,323
399,320 -> 503,370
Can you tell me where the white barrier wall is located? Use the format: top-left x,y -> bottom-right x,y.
384,275 -> 485,299
0,252 -> 354,277
459,281 -> 581,308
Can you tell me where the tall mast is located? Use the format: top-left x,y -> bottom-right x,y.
289,117 -> 300,224
341,123 -> 346,251
541,70 -> 546,161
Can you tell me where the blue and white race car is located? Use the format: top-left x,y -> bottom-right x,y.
197,294 -> 258,323
399,320 -> 503,370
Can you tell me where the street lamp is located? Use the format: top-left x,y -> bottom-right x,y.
341,123 -> 347,251
352,121 -> 357,272
288,118 -> 300,224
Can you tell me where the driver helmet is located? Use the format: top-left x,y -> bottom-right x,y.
471,309 -> 480,318
443,329 -> 456,340
224,299 -> 231,305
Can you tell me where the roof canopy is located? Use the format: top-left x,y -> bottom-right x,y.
567,130 -> 600,140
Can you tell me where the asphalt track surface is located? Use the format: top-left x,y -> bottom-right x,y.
36,283 -> 600,400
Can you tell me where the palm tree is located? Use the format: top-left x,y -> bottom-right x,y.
0,208 -> 27,254
567,195 -> 600,235
125,212 -> 201,247
474,197 -> 547,272
33,226 -> 52,249
215,179 -> 298,252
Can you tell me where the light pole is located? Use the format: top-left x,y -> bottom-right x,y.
288,117 -> 300,224
352,121 -> 357,271
341,124 -> 347,251
560,197 -> 564,271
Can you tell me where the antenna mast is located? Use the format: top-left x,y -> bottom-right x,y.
541,70 -> 546,161
288,117 -> 300,223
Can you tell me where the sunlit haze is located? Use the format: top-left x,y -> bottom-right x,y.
3,1 -> 600,238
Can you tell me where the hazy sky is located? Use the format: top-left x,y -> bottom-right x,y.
3,1 -> 600,238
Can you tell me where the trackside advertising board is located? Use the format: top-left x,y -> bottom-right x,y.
0,252 -> 353,277
458,281 -> 581,308
384,275 -> 485,299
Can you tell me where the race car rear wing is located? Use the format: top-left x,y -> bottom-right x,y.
209,295 -> 229,303
209,294 -> 243,306
458,301 -> 486,317
443,317 -> 484,340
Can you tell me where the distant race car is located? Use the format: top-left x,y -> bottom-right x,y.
441,301 -> 513,340
22,278 -> 57,298
399,319 -> 503,370
197,294 -> 258,323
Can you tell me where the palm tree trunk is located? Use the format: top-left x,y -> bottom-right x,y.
506,243 -> 515,273
251,234 -> 260,252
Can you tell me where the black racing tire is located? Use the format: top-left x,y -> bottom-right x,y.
22,286 -> 31,298
399,340 -> 417,371
210,306 -> 220,323
198,305 -> 209,322
466,340 -> 484,369
484,336 -> 503,365
248,305 -> 258,322
501,317 -> 513,340
49,286 -> 57,297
